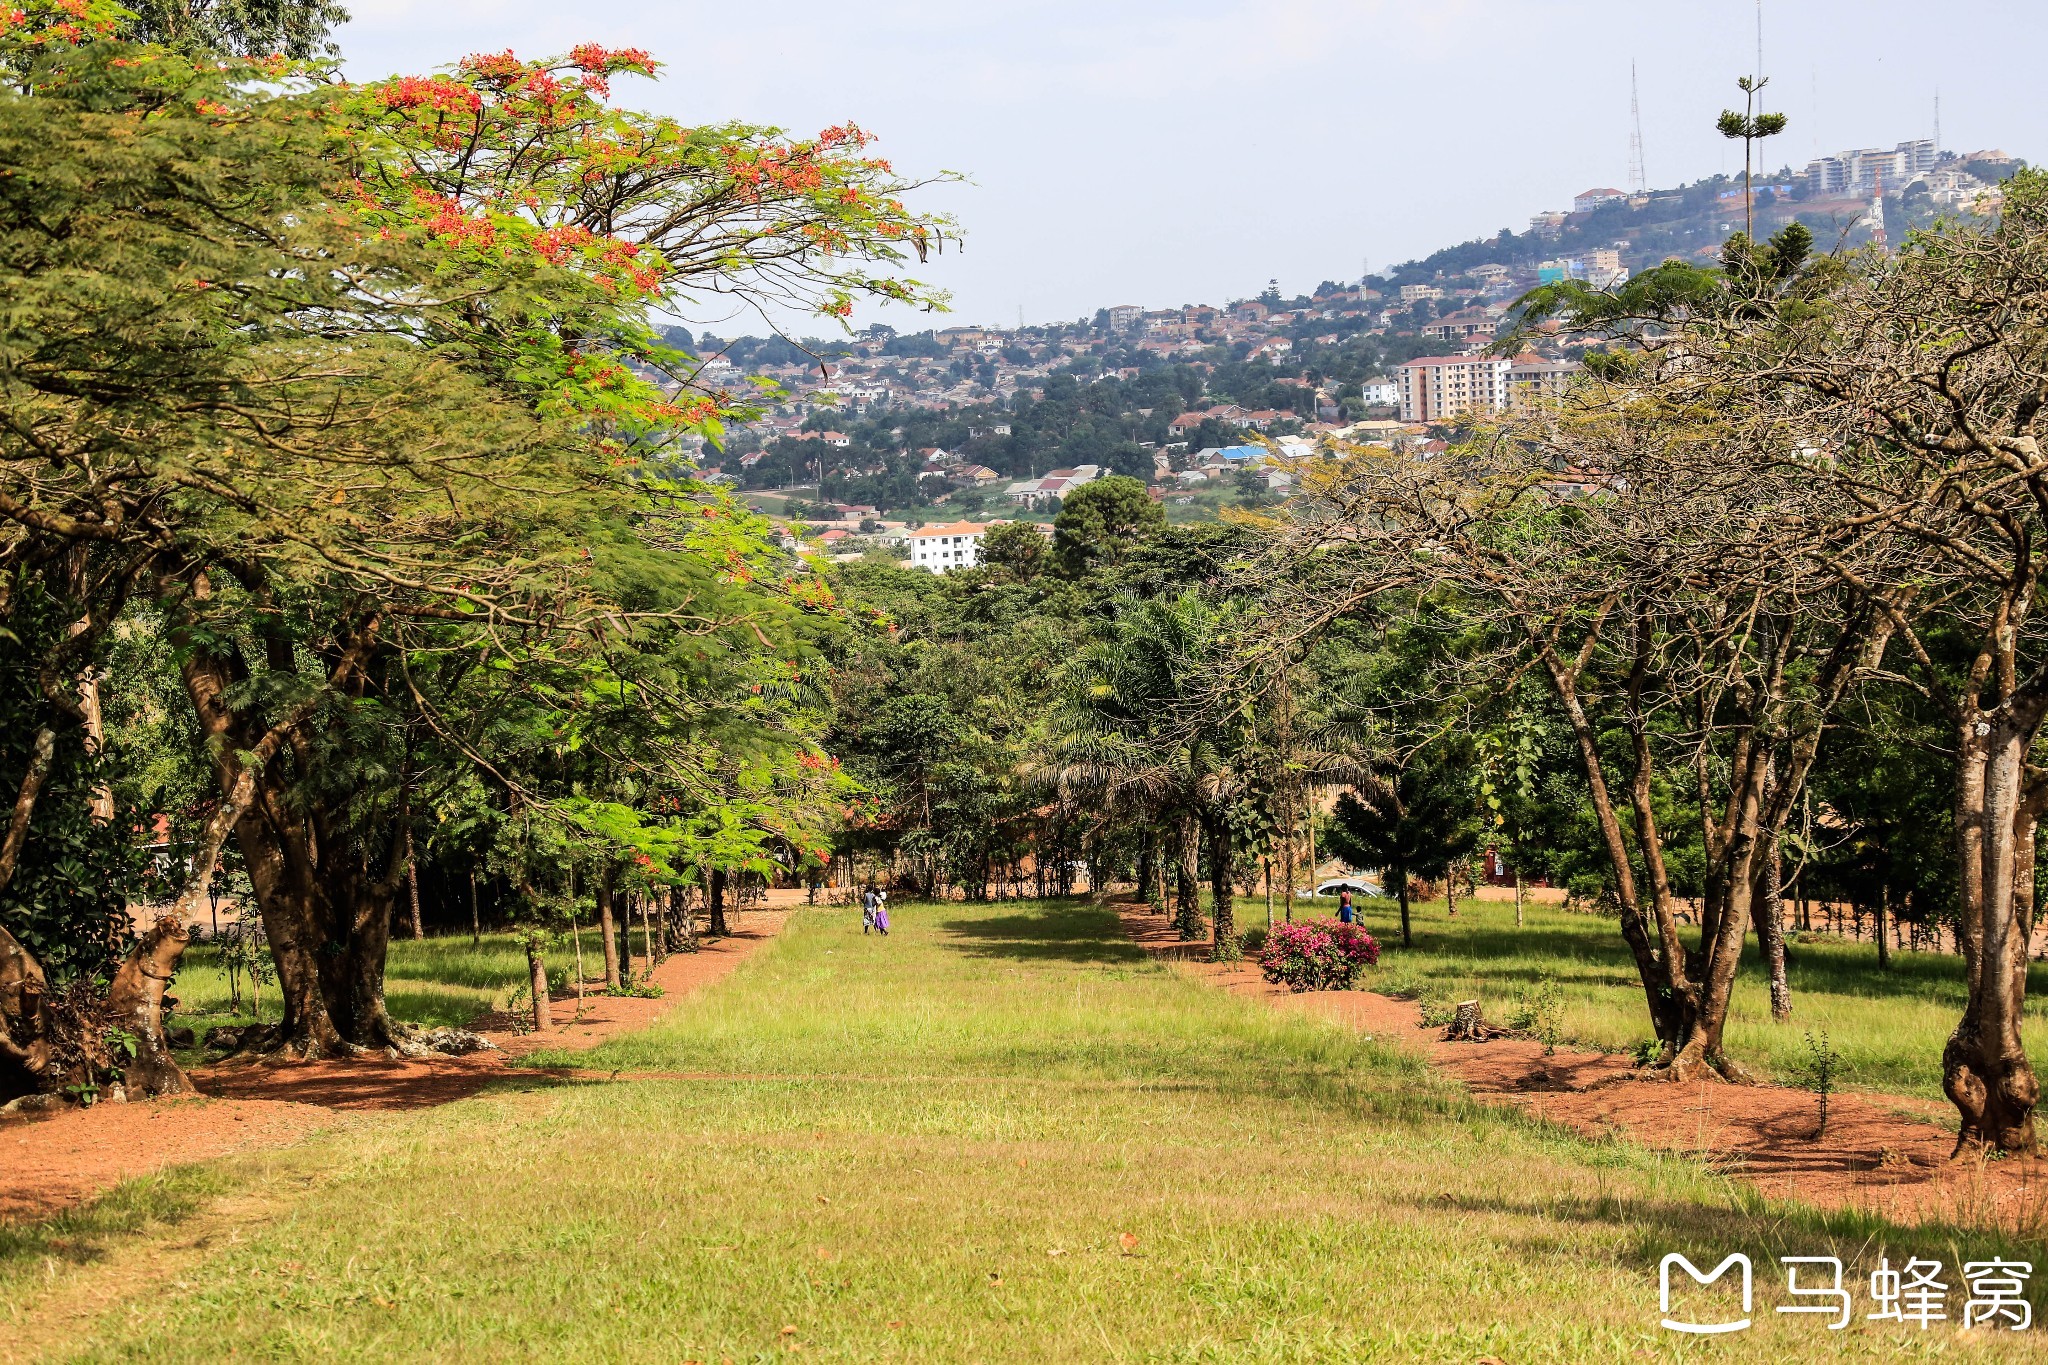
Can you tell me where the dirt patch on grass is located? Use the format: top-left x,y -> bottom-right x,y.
1121,901 -> 2048,1233
0,1097 -> 337,1224
1,911 -> 788,1223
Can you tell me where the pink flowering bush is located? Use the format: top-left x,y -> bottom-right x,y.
1258,920 -> 1381,992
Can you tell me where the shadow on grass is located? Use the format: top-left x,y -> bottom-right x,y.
0,1165 -> 232,1287
1417,1184 -> 2046,1276
936,903 -> 1149,966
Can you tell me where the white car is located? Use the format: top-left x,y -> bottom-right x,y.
1307,876 -> 1385,899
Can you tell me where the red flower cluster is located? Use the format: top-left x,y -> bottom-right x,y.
816,123 -> 873,149
458,49 -> 524,81
414,190 -> 496,248
380,74 -> 483,115
531,223 -> 595,265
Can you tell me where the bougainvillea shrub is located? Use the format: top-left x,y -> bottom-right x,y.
1258,920 -> 1381,993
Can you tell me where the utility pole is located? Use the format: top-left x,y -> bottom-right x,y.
1627,60 -> 1646,195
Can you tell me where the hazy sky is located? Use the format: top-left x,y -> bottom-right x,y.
338,1 -> 2043,332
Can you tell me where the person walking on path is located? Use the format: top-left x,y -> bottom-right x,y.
862,886 -> 879,934
1338,888 -> 1355,925
873,889 -> 890,936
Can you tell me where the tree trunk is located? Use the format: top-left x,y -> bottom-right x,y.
526,941 -> 551,1032
597,871 -> 621,990
403,822 -> 424,941
1305,798 -> 1317,894
0,923 -> 52,1102
106,915 -> 192,1097
709,868 -> 729,937
174,602 -> 404,1060
1170,816 -> 1201,940
1756,836 -> 1793,1023
1876,884 -> 1892,971
1514,870 -> 1525,928
1396,868 -> 1411,948
1281,815 -> 1295,922
469,870 -> 481,945
1446,861 -> 1458,918
1135,830 -> 1155,905
1207,813 -> 1236,956
1943,717 -> 2042,1154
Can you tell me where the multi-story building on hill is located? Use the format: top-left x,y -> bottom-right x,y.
909,521 -> 993,572
1398,354 -> 1511,424
1804,138 -> 1940,196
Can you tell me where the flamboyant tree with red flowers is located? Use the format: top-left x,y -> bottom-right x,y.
0,9 -> 952,1092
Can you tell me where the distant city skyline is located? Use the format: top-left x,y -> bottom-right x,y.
337,0 -> 2043,330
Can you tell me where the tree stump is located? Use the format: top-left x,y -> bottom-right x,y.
1441,999 -> 1487,1042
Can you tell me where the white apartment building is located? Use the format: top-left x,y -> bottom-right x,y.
1804,138 -> 1939,196
1360,379 -> 1400,406
909,521 -> 992,572
1397,355 -> 1512,424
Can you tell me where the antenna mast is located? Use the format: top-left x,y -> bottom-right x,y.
1627,61 -> 1646,194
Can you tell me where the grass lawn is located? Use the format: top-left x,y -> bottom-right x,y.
8,900 -> 2040,1361
1235,892 -> 2048,1106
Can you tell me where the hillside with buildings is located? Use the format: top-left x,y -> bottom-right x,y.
690,138 -> 2027,564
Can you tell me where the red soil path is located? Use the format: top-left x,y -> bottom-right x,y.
0,910 -> 787,1223
1120,902 -> 2048,1233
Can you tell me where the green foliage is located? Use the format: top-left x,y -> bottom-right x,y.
1051,475 -> 1165,573
1508,977 -> 1565,1054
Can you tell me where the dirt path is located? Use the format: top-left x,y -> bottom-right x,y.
1119,903 -> 2048,1233
1,910 -> 789,1223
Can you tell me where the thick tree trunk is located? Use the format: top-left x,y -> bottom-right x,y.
1135,831 -> 1155,906
597,871 -> 621,990
1944,719 -> 2041,1154
0,923 -> 52,1101
709,868 -> 729,937
174,600 -> 401,1060
106,916 -> 192,1097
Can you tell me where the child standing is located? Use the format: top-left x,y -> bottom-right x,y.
873,889 -> 890,936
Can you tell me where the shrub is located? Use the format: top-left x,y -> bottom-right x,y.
1799,1028 -> 1843,1135
1239,926 -> 1268,954
1508,977 -> 1565,1054
1258,920 -> 1381,993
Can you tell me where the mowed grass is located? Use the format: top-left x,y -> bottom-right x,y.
10,899 -> 2042,1362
